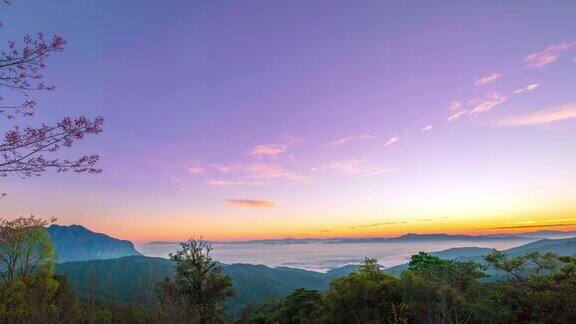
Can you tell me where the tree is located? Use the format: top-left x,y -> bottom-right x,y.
402,252 -> 486,324
280,288 -> 325,323
153,277 -> 199,323
0,215 -> 60,322
0,1 -> 103,179
484,250 -> 576,322
0,215 -> 56,285
168,237 -> 235,324
325,258 -> 402,323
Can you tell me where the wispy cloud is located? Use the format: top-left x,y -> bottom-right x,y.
312,160 -> 395,178
447,101 -> 468,122
327,134 -> 376,146
447,110 -> 468,122
226,199 -> 277,208
207,180 -> 265,186
524,42 -> 576,69
475,73 -> 501,86
187,166 -> 205,174
421,125 -> 433,132
385,135 -> 400,147
469,92 -> 507,115
250,144 -> 289,157
449,101 -> 462,112
512,83 -> 541,94
204,163 -> 307,185
166,174 -> 180,182
249,136 -> 297,158
490,102 -> 576,127
242,163 -> 307,181
349,221 -> 399,229
481,223 -> 576,230
210,164 -> 232,173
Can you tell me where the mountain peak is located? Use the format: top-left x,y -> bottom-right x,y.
47,224 -> 141,263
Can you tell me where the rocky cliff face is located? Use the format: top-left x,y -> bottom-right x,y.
47,224 -> 141,263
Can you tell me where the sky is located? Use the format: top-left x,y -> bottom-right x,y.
1,0 -> 576,242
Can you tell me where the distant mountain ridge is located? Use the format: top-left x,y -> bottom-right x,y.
144,230 -> 576,246
385,236 -> 576,276
47,224 -> 142,263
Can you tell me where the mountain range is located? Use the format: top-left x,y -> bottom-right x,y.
146,230 -> 576,246
47,224 -> 576,316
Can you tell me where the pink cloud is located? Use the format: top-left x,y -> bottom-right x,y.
203,163 -> 307,185
449,101 -> 462,112
475,73 -> 502,86
490,102 -> 576,127
210,164 -> 232,173
327,134 -> 376,146
187,166 -> 205,174
385,135 -> 399,147
312,160 -> 395,177
243,163 -> 307,181
469,92 -> 507,115
447,110 -> 468,122
421,125 -> 433,132
226,199 -> 277,208
512,83 -> 541,94
207,180 -> 266,186
249,136 -> 298,158
250,144 -> 289,157
524,42 -> 576,69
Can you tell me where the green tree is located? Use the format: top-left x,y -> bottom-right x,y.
484,250 -> 576,323
325,258 -> 402,323
281,288 -> 325,323
168,237 -> 235,324
402,252 -> 486,324
0,216 -> 60,322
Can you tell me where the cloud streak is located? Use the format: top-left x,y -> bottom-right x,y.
250,144 -> 289,157
469,92 -> 507,115
447,110 -> 468,122
421,125 -> 433,132
249,136 -> 297,158
226,199 -> 277,208
327,134 -> 376,146
475,73 -> 501,86
512,83 -> 541,94
312,160 -> 395,178
207,180 -> 265,186
524,42 -> 576,69
187,166 -> 205,174
490,102 -> 576,127
480,223 -> 576,230
385,135 -> 399,147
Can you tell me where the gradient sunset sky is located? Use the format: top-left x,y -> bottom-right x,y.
2,1 -> 576,242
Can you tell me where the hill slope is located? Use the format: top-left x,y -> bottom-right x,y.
55,256 -> 331,315
48,224 -> 142,263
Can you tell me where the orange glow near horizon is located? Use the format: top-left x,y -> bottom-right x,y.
57,207 -> 576,244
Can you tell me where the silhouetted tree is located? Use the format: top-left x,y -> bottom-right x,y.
168,237 -> 235,324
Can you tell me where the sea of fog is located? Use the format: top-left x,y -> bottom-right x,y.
137,238 -> 533,272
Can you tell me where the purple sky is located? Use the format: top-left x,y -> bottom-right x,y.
2,0 -> 576,242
